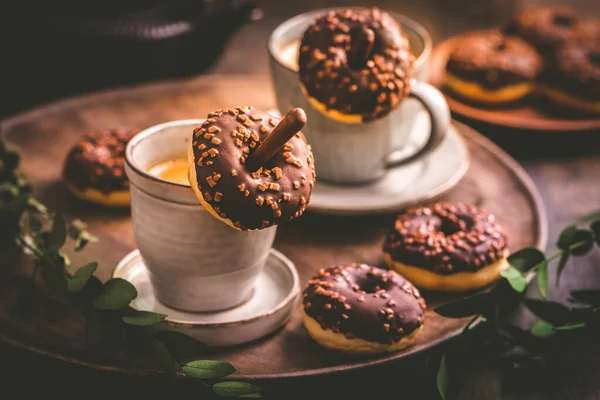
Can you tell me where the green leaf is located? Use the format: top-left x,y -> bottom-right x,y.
557,225 -> 577,250
75,231 -> 98,252
437,355 -> 448,400
570,289 -> 600,306
434,292 -> 490,318
531,321 -> 554,337
148,338 -> 176,376
525,299 -> 573,326
555,322 -> 585,331
155,331 -> 207,359
183,360 -> 236,379
591,220 -> 600,246
68,219 -> 87,239
93,278 -> 138,310
47,214 -> 67,253
536,260 -> 548,298
68,262 -> 98,293
26,198 -> 47,214
556,251 -> 570,285
122,310 -> 166,326
578,210 -> 600,223
212,382 -> 261,398
507,247 -> 546,272
500,267 -> 527,293
569,230 -> 595,256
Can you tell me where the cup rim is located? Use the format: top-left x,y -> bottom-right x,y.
268,7 -> 432,72
125,119 -> 204,190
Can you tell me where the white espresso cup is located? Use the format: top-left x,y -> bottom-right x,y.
125,120 -> 277,312
269,8 -> 451,184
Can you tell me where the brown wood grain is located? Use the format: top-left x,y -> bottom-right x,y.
0,75 -> 545,380
429,31 -> 600,132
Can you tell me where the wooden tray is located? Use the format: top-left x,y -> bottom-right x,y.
430,32 -> 600,132
1,75 -> 547,380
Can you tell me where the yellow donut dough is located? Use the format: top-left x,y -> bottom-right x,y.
446,72 -> 534,104
543,86 -> 600,115
385,250 -> 510,293
303,311 -> 422,354
66,183 -> 130,208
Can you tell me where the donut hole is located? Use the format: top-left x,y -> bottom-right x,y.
353,276 -> 392,294
553,14 -> 575,27
439,219 -> 462,236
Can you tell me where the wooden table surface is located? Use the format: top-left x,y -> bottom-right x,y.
3,0 -> 600,399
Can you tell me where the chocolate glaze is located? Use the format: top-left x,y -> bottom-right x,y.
190,107 -> 316,231
63,128 -> 136,194
546,38 -> 600,101
506,6 -> 599,55
303,264 -> 425,344
446,30 -> 542,90
298,7 -> 413,122
383,203 -> 508,275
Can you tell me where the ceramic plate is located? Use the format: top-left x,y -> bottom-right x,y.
307,121 -> 469,215
113,249 -> 300,347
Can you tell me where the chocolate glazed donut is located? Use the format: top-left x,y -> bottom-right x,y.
298,7 -> 413,123
302,264 -> 425,354
543,38 -> 600,114
506,6 -> 599,55
63,128 -> 137,208
383,203 -> 509,292
188,106 -> 316,231
445,30 -> 542,104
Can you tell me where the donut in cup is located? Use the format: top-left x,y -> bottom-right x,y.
383,203 -> 509,293
302,264 -> 426,354
445,31 -> 542,104
188,106 -> 316,231
298,7 -> 413,123
506,6 -> 599,55
542,38 -> 600,114
63,128 -> 136,208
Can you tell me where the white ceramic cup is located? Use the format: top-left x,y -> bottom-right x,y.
269,8 -> 451,184
125,120 -> 277,312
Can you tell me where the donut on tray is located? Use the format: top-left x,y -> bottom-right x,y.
302,264 -> 426,354
63,128 -> 136,208
445,30 -> 542,105
383,202 -> 509,293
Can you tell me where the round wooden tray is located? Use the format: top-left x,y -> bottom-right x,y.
430,32 -> 600,132
1,75 -> 547,380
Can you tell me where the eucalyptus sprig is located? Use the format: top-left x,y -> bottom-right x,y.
0,136 -> 260,398
434,210 -> 600,400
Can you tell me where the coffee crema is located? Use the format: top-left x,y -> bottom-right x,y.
147,158 -> 189,185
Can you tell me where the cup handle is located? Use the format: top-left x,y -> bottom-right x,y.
386,79 -> 451,168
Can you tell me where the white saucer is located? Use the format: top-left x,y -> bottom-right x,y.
307,122 -> 470,216
112,249 -> 300,347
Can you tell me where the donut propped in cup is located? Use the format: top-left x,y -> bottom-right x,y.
302,264 -> 426,354
383,202 -> 509,292
298,7 -> 414,123
188,106 -> 316,231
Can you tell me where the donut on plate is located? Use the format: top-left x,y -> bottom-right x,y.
542,38 -> 600,115
445,30 -> 542,104
506,6 -> 599,55
188,106 -> 316,231
298,7 -> 413,123
302,264 -> 425,354
63,128 -> 136,208
383,203 -> 509,293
